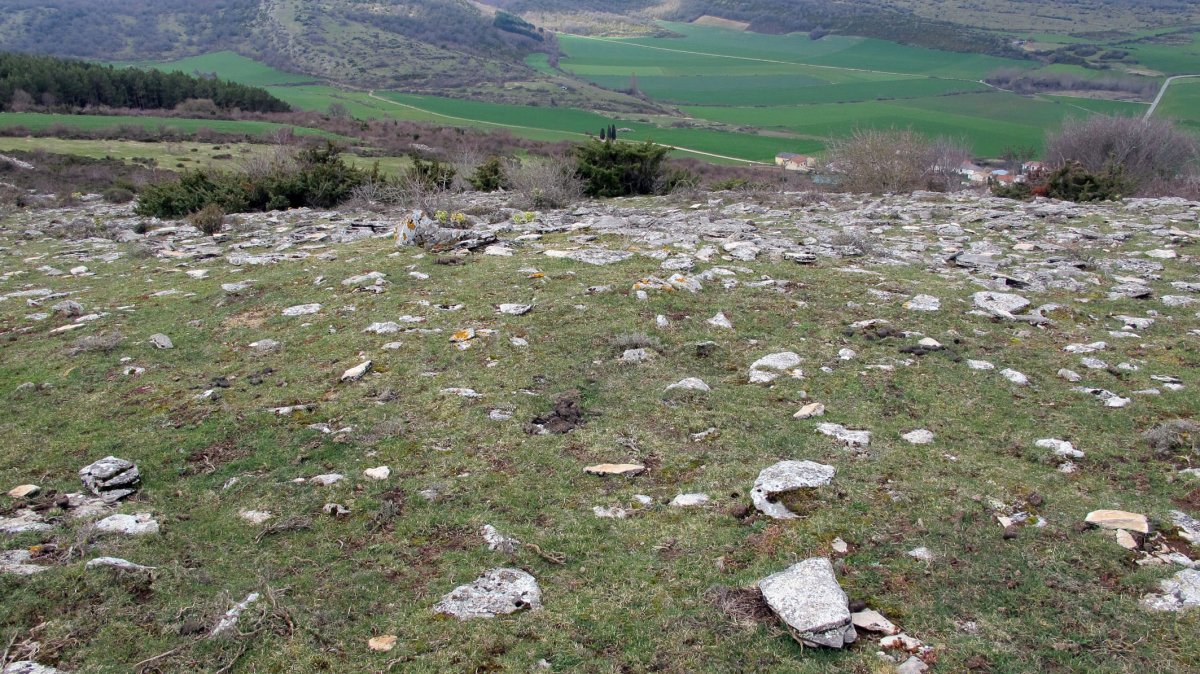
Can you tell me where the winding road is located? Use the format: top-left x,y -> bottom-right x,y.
1144,74 -> 1200,119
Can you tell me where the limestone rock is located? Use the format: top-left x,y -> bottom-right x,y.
281,303 -> 321,316
364,466 -> 391,481
149,333 -> 173,349
93,513 -> 159,536
1142,568 -> 1200,611
433,568 -> 542,619
7,484 -> 39,498
670,493 -> 710,507
0,549 -> 49,575
665,377 -> 710,393
1086,510 -> 1149,534
973,291 -> 1030,318
3,662 -> 63,674
816,423 -> 871,447
851,608 -> 900,635
211,592 -> 261,637
904,295 -> 940,311
341,360 -> 372,382
901,429 -> 934,445
751,460 -> 835,520
79,456 -> 140,501
482,524 -> 520,554
585,463 -> 645,477
497,303 -> 533,315
86,557 -> 154,573
368,635 -> 398,652
759,558 -> 856,648
793,402 -> 825,419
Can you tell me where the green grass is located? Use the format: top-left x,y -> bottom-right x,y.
684,91 -> 1147,156
1,196 -> 1199,672
1156,79 -> 1200,133
0,112 -> 346,141
118,51 -> 320,88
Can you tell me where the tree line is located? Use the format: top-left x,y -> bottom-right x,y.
0,52 -> 290,113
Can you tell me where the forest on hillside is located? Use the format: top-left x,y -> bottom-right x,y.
0,53 -> 290,113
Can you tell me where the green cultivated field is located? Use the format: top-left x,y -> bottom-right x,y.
0,112 -> 345,140
121,51 -> 318,88
1157,79 -> 1200,133
8,21 -> 1200,163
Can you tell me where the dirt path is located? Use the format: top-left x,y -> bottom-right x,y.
1145,74 -> 1200,119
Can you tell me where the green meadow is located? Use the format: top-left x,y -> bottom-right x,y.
0,112 -> 345,140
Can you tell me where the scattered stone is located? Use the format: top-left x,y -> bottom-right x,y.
322,503 -> 350,517
0,549 -> 49,575
86,557 -> 154,574
666,377 -> 710,393
1086,510 -> 1149,534
816,423 -> 871,447
441,387 -> 481,398
851,608 -> 900,635
7,484 -> 39,498
1058,368 -> 1082,382
751,460 -> 835,520
1072,387 -> 1131,408
364,466 -> 391,481
904,295 -> 940,311
592,506 -> 628,519
239,510 -> 272,525
901,429 -> 934,445
794,402 -> 825,419
433,568 -> 542,619
497,303 -> 533,315
1171,510 -> 1200,545
707,312 -> 733,329
282,303 -> 321,316
585,463 -> 645,477
758,558 -> 856,648
967,359 -> 995,371
896,656 -> 930,674
368,635 -> 398,652
482,524 -> 520,554
93,513 -> 159,536
1116,529 -> 1139,550
1036,438 -> 1084,459
79,456 -> 140,501
907,547 -> 934,562
1000,368 -> 1029,385
211,592 -> 261,637
1142,569 -> 1200,612
620,348 -> 652,364
341,360 -> 372,382
309,474 -> 345,486
670,493 -> 710,507
973,291 -> 1030,318
3,662 -> 63,674
149,333 -> 173,349
0,509 -> 52,535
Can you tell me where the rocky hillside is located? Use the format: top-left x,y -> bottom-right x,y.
1,187 -> 1199,672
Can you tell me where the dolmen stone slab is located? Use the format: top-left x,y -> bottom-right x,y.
433,568 -> 542,619
759,557 -> 856,648
751,460 -> 835,520
79,456 -> 140,502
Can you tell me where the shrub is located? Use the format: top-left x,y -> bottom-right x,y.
574,139 -> 670,198
188,203 -> 226,235
406,154 -> 456,192
508,155 -> 584,209
135,142 -> 365,219
101,187 -> 135,204
468,156 -> 509,192
1045,115 -> 1198,193
1043,161 -> 1126,202
825,128 -> 969,194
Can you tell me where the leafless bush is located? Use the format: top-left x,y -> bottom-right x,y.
68,331 -> 124,355
188,203 -> 226,235
825,128 -> 970,194
1144,419 -> 1200,455
450,147 -> 487,191
238,146 -> 297,180
507,155 -> 584,210
1045,115 -> 1198,192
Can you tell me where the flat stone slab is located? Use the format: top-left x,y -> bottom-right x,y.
433,568 -> 542,619
585,463 -> 645,477
1086,510 -> 1149,534
759,558 -> 856,648
973,291 -> 1030,318
93,513 -> 159,536
751,460 -> 835,520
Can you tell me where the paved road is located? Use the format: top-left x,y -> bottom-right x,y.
1145,74 -> 1200,119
